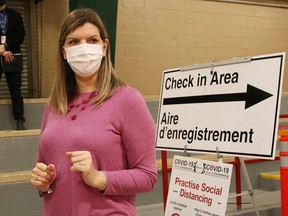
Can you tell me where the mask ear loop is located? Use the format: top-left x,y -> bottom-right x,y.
62,46 -> 68,60
100,44 -> 105,58
102,39 -> 109,57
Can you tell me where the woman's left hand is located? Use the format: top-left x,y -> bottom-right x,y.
66,151 -> 107,190
2,51 -> 14,62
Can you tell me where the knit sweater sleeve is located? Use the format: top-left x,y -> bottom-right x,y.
36,103 -> 51,163
103,90 -> 157,195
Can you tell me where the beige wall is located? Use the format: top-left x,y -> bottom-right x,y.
30,0 -> 69,98
116,0 -> 288,97
40,1 -> 69,97
36,0 -> 288,98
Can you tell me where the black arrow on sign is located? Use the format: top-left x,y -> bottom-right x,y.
163,84 -> 273,109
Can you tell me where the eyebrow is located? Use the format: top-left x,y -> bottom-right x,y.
66,34 -> 101,41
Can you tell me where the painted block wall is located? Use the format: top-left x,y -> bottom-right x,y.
115,0 -> 288,96
34,0 -> 288,97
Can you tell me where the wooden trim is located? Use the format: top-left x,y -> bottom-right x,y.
0,129 -> 40,138
0,98 -> 48,105
0,96 -> 160,104
0,171 -> 31,184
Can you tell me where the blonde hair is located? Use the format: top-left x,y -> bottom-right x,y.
49,8 -> 125,114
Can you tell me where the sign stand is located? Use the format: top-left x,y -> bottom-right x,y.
158,53 -> 285,215
221,153 -> 259,215
183,146 -> 260,215
216,147 -> 259,215
228,157 -> 260,216
183,145 -> 191,157
216,146 -> 223,163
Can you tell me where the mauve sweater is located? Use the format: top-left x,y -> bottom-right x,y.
36,87 -> 157,216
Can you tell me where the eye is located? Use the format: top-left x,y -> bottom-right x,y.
87,37 -> 99,44
66,39 -> 79,45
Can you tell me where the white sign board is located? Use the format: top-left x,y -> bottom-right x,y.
165,155 -> 233,216
156,53 -> 285,159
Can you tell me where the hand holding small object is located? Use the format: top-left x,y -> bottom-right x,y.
66,151 -> 107,191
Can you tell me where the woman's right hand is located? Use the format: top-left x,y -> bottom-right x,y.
31,163 -> 56,192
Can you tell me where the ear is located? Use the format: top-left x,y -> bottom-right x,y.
103,39 -> 108,57
62,46 -> 67,60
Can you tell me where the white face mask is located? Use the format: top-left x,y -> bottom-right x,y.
65,43 -> 104,77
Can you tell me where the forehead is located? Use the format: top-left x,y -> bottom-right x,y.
67,22 -> 100,39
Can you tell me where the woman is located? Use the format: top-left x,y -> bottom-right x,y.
31,8 -> 157,216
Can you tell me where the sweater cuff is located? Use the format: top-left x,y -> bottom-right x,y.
98,171 -> 108,193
